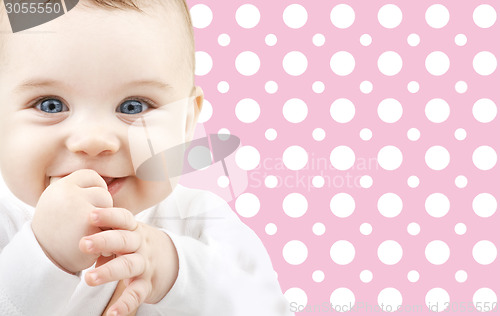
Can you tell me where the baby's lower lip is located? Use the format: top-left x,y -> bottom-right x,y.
107,177 -> 126,195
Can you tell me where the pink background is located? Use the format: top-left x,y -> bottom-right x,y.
187,0 -> 499,314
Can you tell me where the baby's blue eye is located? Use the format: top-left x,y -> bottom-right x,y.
118,100 -> 149,115
39,99 -> 65,113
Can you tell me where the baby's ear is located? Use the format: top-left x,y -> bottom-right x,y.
185,86 -> 204,143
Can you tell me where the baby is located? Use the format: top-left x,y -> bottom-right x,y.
0,0 -> 291,315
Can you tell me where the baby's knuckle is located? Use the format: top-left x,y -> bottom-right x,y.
119,231 -> 128,249
121,256 -> 135,275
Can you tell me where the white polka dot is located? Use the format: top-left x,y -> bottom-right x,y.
360,128 -> 372,141
312,128 -> 326,141
312,34 -> 325,47
217,81 -> 229,93
455,128 -> 467,140
425,4 -> 450,29
331,51 -> 356,76
360,270 -> 373,283
473,240 -> 497,265
330,146 -> 356,170
407,33 -> 420,47
360,81 -> 373,94
313,223 -> 326,236
378,98 -> 403,123
473,4 -> 497,29
330,193 -> 355,218
283,240 -> 308,265
265,128 -> 277,141
283,51 -> 308,76
455,223 -> 467,235
265,175 -> 278,188
378,288 -> 402,312
312,176 -> 325,188
473,98 -> 497,123
473,288 -> 497,312
236,4 -> 260,29
425,240 -> 450,265
235,193 -> 260,218
284,287 -> 308,306
198,99 -> 212,123
283,146 -> 308,170
407,81 -> 420,93
265,223 -> 277,235
217,176 -> 229,188
473,193 -> 497,218
190,4 -> 213,29
407,222 -> 420,236
473,51 -> 497,76
235,146 -> 260,171
195,51 -> 213,76
473,146 -> 497,170
283,4 -> 308,29
265,81 -> 278,94
283,193 -> 308,218
407,128 -> 421,141
455,81 -> 468,94
378,240 -> 403,265
235,51 -> 260,76
218,33 -> 230,46
331,4 -> 355,29
378,193 -> 403,218
378,51 -> 403,76
407,270 -> 419,282
425,51 -> 450,76
312,81 -> 325,93
378,4 -> 402,29
235,98 -> 260,123
359,175 -> 373,188
455,175 -> 468,188
265,34 -> 277,46
455,34 -> 467,46
312,270 -> 325,283
283,98 -> 308,123
360,223 -> 373,236
455,270 -> 467,283
425,146 -> 450,170
425,288 -> 450,312
360,34 -> 372,46
407,175 -> 420,188
330,98 -> 356,123
425,193 -> 450,218
377,146 -> 403,170
330,240 -> 355,265
330,288 -> 355,312
218,128 -> 230,139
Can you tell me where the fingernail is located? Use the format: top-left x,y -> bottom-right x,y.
88,272 -> 99,283
91,212 -> 99,223
110,310 -> 118,316
85,240 -> 94,251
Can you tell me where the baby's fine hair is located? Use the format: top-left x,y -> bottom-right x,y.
0,0 -> 196,78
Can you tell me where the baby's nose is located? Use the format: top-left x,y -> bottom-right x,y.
65,125 -> 120,157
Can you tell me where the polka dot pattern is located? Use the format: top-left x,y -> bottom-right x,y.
189,0 -> 500,311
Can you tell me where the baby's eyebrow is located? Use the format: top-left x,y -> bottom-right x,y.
13,78 -> 172,93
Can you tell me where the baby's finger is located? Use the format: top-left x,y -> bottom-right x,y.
80,229 -> 141,255
89,207 -> 138,231
85,253 -> 145,286
107,278 -> 150,316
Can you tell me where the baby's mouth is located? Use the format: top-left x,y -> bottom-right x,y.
101,177 -> 116,186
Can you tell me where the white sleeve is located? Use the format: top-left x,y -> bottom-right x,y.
0,222 -> 81,316
145,202 -> 293,316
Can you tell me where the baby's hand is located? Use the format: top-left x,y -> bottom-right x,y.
80,207 -> 179,316
32,169 -> 113,273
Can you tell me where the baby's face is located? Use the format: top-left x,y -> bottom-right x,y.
0,2 -> 203,213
